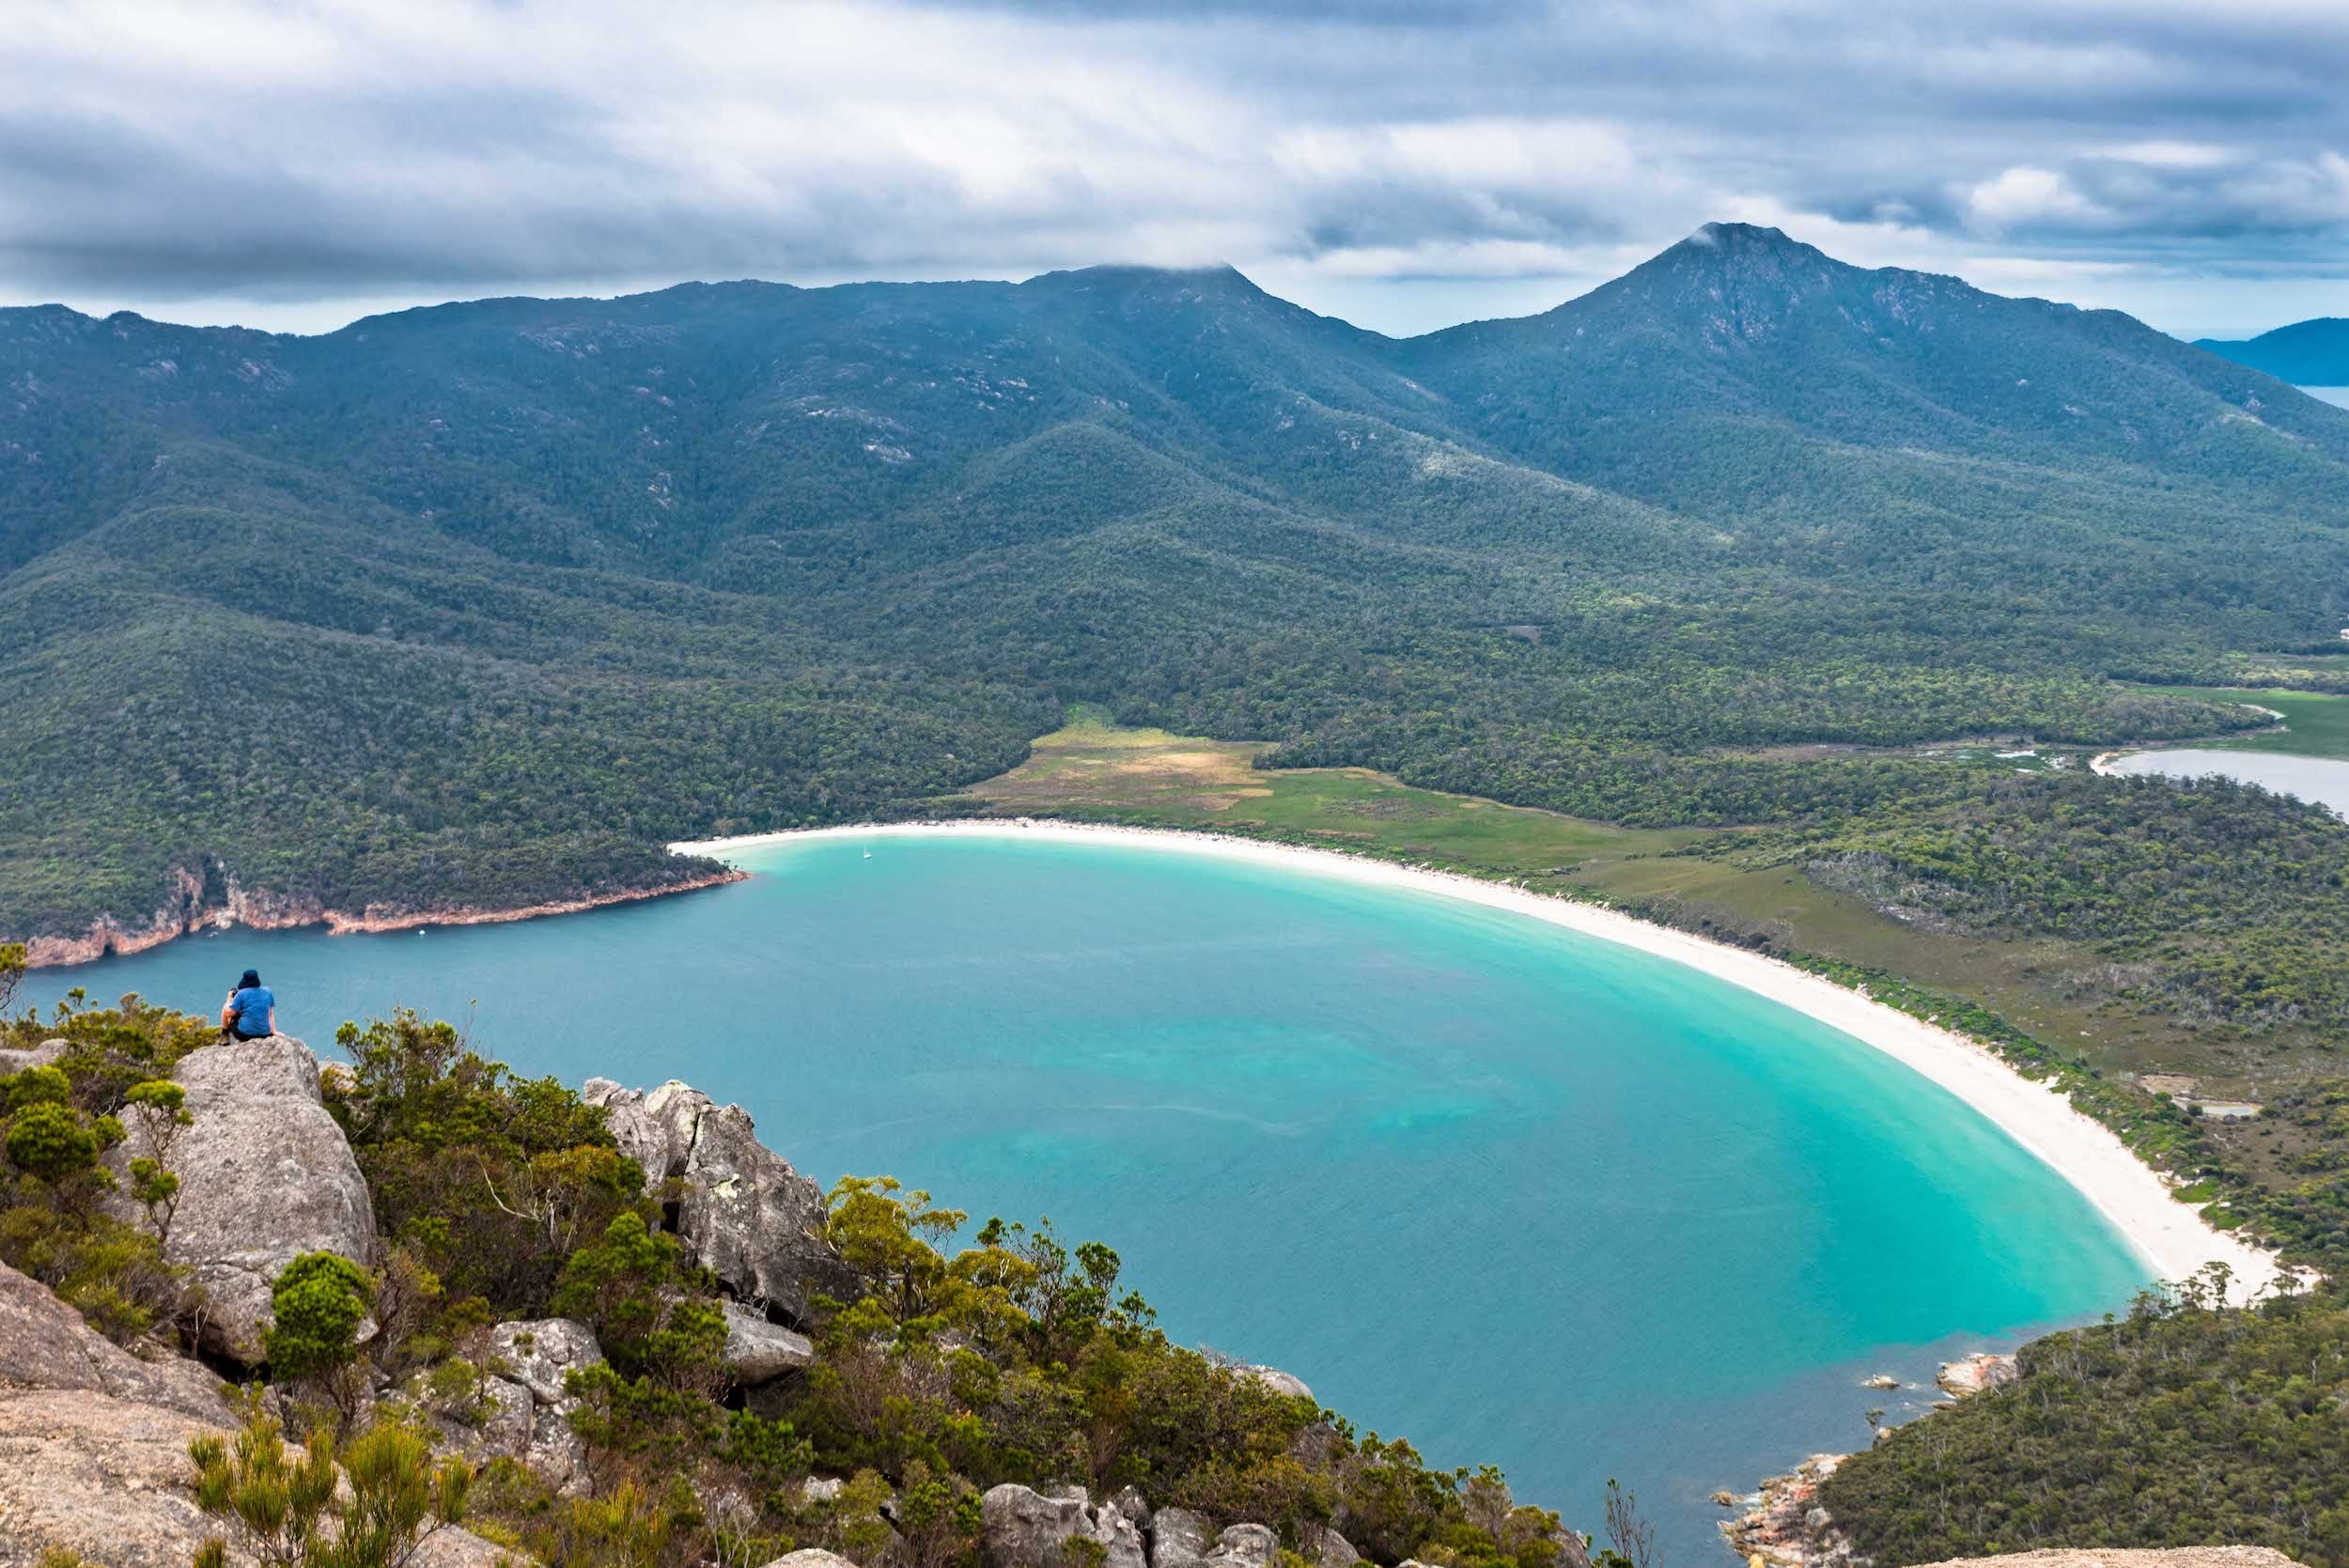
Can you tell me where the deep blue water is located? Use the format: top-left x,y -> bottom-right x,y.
22,833 -> 2151,1560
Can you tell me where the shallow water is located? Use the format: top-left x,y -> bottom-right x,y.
2106,747 -> 2349,817
20,834 -> 2153,1559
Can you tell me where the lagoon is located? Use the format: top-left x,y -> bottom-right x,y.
2105,747 -> 2349,817
18,833 -> 2153,1560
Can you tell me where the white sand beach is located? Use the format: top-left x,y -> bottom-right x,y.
672,818 -> 2291,1302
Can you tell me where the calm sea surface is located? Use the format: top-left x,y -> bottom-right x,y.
21,834 -> 2152,1560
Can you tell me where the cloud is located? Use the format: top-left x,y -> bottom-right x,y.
1965,167 -> 2107,235
1,0 -> 2346,334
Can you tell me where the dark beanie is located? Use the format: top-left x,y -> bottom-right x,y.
238,970 -> 261,990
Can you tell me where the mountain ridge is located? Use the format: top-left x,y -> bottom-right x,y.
6,223 -> 2349,941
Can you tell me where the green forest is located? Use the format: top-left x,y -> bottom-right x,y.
5,224 -> 2348,946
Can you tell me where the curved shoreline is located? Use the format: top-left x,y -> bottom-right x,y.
673,818 -> 2287,1302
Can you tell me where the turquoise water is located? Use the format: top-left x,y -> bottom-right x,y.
20,833 -> 2151,1558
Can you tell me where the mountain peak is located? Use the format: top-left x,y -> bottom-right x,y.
1668,221 -> 1832,269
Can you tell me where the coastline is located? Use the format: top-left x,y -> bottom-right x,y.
17,867 -> 747,969
673,817 -> 2287,1301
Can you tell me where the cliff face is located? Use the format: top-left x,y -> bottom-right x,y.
16,863 -> 743,967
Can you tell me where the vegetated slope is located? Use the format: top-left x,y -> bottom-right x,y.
7,224 -> 2349,939
2199,318 -> 2349,387
1820,1278 -> 2349,1568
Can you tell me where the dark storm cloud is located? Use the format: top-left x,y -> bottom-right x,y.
3,0 -> 2345,333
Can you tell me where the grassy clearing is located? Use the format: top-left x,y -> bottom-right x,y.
2149,686 -> 2349,759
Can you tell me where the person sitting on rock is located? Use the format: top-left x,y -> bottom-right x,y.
219,969 -> 275,1043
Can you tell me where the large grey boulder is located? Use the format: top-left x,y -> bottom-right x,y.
1150,1509 -> 1213,1568
0,1259 -> 231,1423
1093,1496 -> 1149,1568
758,1553 -> 862,1568
490,1316 -> 603,1405
723,1299 -> 816,1383
1200,1525 -> 1279,1568
0,1039 -> 64,1077
986,1483 -> 1091,1568
1239,1364 -> 1315,1404
583,1078 -> 855,1323
1311,1529 -> 1361,1568
984,1483 -> 1148,1568
429,1374 -> 535,1473
486,1317 -> 604,1494
112,1035 -> 374,1363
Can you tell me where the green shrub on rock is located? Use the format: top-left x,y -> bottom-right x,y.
268,1250 -> 376,1382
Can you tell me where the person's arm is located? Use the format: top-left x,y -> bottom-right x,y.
267,1005 -> 276,1033
221,992 -> 238,1029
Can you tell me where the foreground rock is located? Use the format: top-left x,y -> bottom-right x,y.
0,1258 -> 232,1421
113,1034 -> 375,1362
583,1078 -> 856,1323
1936,1352 -> 2017,1398
0,1387 -> 510,1568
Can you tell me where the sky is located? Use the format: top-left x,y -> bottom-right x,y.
5,0 -> 2349,341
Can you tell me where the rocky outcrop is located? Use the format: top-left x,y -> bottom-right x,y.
110,1034 -> 375,1363
583,1078 -> 856,1324
759,1553 -> 863,1568
1150,1509 -> 1212,1568
1198,1524 -> 1279,1568
0,1258 -> 232,1422
723,1299 -> 816,1383
1721,1452 -> 1854,1568
1311,1528 -> 1361,1568
0,1038 -> 64,1076
983,1483 -> 1147,1568
1936,1352 -> 2017,1398
485,1317 -> 604,1493
18,865 -> 743,969
1238,1364 -> 1315,1403
18,865 -> 213,968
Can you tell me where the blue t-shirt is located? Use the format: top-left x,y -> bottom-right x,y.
228,986 -> 274,1037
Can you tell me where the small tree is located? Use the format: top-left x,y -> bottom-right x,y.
122,1079 -> 192,1244
269,1251 -> 377,1433
1596,1479 -> 1656,1568
0,940 -> 23,1016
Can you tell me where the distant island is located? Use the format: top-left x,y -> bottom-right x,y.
2196,317 -> 2349,385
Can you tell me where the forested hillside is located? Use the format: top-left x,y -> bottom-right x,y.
7,223 -> 2349,942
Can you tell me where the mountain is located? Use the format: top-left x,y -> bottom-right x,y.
2198,317 -> 2349,386
7,223 -> 2349,943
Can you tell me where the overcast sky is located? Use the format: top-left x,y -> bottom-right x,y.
6,0 -> 2348,340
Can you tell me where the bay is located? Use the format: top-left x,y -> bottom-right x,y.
19,833 -> 2152,1560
